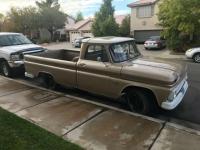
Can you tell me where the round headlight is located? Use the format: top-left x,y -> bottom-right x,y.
11,54 -> 20,61
187,49 -> 193,52
168,92 -> 176,102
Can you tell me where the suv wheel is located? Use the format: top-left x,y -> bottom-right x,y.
125,89 -> 155,115
1,61 -> 12,77
193,53 -> 200,63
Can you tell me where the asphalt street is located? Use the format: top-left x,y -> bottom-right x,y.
161,62 -> 200,125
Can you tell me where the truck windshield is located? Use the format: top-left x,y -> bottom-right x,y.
0,34 -> 32,47
110,41 -> 140,63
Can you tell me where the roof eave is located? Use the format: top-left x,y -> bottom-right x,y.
127,0 -> 158,8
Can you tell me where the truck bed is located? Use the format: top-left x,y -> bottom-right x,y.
24,49 -> 80,88
32,49 -> 80,62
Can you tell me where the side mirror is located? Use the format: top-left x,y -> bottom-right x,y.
97,57 -> 102,62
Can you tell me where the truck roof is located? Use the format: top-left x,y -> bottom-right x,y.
0,32 -> 21,36
82,36 -> 135,44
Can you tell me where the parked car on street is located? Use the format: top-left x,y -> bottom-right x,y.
72,36 -> 91,48
185,47 -> 200,63
144,36 -> 166,50
0,32 -> 45,77
25,37 -> 188,114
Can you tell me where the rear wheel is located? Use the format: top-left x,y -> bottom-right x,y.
1,61 -> 12,77
125,89 -> 155,115
193,53 -> 200,63
40,74 -> 56,90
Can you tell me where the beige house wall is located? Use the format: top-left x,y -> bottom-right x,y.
130,1 -> 162,35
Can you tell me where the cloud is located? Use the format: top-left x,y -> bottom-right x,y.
0,0 -> 36,14
60,0 -> 102,17
0,0 -> 133,17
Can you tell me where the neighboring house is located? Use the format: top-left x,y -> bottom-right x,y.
65,15 -> 76,41
68,19 -> 93,42
67,15 -> 127,42
115,15 -> 127,26
128,0 -> 162,42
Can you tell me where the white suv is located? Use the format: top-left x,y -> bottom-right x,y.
185,47 -> 200,63
0,32 -> 45,77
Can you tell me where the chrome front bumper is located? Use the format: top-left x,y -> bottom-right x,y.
8,61 -> 24,68
161,81 -> 188,110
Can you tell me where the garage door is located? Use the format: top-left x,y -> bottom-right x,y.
70,32 -> 81,43
134,30 -> 162,43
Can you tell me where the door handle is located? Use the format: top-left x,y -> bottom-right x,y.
79,63 -> 86,67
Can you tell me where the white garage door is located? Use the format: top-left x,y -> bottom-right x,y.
70,32 -> 81,42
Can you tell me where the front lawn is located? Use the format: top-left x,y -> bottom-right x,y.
0,108 -> 83,150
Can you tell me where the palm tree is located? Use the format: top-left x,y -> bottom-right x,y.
36,0 -> 60,10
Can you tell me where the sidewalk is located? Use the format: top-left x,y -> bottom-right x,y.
0,76 -> 199,150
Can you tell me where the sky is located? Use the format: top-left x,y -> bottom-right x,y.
0,0 -> 135,18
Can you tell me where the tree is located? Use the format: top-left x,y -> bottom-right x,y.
36,0 -> 60,10
0,13 -> 4,31
158,0 -> 200,51
38,7 -> 66,36
36,0 -> 67,39
119,15 -> 130,37
92,0 -> 119,36
6,7 -> 39,33
76,12 -> 84,22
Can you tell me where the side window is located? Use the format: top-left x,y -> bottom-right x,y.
85,45 -> 109,62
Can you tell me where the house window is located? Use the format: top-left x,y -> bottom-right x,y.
137,5 -> 154,18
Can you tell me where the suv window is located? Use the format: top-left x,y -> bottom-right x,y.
85,45 -> 109,62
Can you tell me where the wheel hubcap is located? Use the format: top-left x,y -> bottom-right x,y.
195,55 -> 200,63
2,64 -> 8,76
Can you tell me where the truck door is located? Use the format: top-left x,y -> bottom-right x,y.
77,44 -> 120,98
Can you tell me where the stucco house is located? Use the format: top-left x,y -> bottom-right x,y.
68,19 -> 93,42
128,0 -> 162,42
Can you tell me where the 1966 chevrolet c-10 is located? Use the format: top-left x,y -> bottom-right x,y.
24,37 -> 188,114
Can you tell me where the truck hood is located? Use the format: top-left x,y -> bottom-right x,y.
121,57 -> 186,86
0,44 -> 44,54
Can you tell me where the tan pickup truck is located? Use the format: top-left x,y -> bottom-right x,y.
24,37 -> 188,114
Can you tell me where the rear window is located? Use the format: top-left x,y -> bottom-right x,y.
85,45 -> 108,62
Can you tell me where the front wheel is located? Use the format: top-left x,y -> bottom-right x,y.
193,53 -> 200,63
125,89 -> 155,115
1,61 -> 12,77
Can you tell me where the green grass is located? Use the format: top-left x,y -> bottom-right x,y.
0,108 -> 83,150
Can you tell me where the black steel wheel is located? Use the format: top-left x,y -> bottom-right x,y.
41,74 -> 56,90
126,89 -> 155,115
